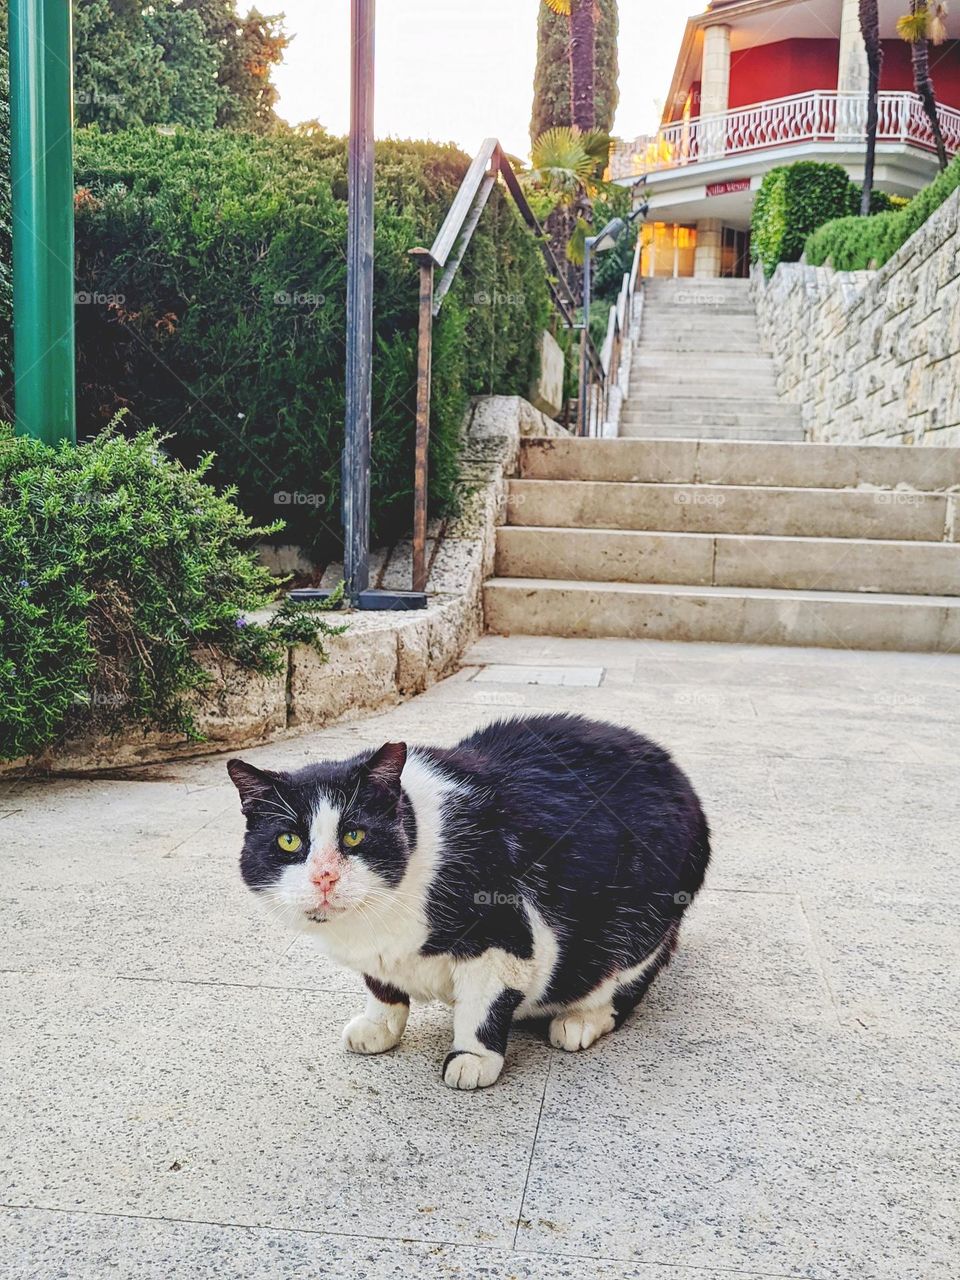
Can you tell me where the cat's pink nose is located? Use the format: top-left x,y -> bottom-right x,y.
310,867 -> 340,892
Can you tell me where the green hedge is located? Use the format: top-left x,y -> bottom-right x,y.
0,127 -> 551,555
0,424 -> 342,762
751,162 -> 858,277
805,154 -> 960,270
70,128 -> 551,555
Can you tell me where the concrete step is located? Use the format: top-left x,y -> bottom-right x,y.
641,314 -> 759,328
643,279 -> 751,292
628,379 -> 780,398
644,313 -> 758,322
641,301 -> 757,315
495,527 -> 960,596
519,438 -> 960,491
631,370 -> 778,384
633,354 -> 773,373
637,340 -> 767,354
505,479 -> 956,542
625,397 -> 799,420
483,577 -> 960,653
619,424 -> 807,442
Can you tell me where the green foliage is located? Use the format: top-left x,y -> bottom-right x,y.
62,128 -> 550,557
531,0 -> 619,144
70,0 -> 288,133
805,153 -> 960,269
751,162 -> 857,277
0,422 -> 344,762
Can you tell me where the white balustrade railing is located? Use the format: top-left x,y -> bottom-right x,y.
610,91 -> 960,179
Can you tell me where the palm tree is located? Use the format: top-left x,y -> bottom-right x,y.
897,1 -> 950,170
543,0 -> 597,133
527,125 -> 610,300
859,0 -> 883,215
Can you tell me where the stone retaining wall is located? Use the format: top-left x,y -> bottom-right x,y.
754,187 -> 960,448
5,396 -> 564,776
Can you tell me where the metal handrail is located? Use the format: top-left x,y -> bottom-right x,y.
581,235 -> 643,439
408,137 -> 606,592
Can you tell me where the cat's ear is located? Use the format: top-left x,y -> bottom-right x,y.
227,759 -> 286,815
363,742 -> 407,799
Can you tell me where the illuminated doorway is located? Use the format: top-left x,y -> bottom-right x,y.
640,222 -> 698,277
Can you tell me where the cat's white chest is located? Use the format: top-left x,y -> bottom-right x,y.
317,930 -> 455,1004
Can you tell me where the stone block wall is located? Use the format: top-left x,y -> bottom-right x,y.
754,187 -> 960,448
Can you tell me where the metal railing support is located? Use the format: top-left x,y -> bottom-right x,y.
411,254 -> 434,595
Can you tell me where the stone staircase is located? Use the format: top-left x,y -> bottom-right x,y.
621,278 -> 804,442
483,438 -> 960,651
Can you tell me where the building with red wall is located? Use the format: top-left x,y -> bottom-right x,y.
612,0 -> 960,277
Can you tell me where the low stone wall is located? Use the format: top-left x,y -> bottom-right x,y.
754,187 -> 960,448
5,396 -> 564,776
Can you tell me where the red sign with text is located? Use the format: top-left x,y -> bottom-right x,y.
706,179 -> 752,197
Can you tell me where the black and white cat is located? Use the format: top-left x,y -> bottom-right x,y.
229,713 -> 710,1090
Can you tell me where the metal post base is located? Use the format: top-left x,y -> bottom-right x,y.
288,588 -> 428,611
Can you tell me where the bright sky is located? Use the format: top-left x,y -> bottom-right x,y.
273,1 -> 694,159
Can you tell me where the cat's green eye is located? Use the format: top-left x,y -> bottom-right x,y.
343,828 -> 365,848
277,832 -> 303,854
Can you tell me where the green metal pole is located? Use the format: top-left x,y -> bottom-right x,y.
9,0 -> 76,444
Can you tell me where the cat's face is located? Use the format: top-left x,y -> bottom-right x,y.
227,743 -> 411,928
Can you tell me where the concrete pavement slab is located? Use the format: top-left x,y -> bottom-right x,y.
0,974 -> 550,1249
2,635 -> 957,1279
0,1208 -> 792,1280
519,1021 -> 959,1279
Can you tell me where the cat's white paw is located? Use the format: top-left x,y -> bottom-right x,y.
342,1014 -> 404,1055
549,1009 -> 615,1052
442,1050 -> 503,1090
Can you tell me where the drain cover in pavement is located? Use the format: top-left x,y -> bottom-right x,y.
471,665 -> 604,688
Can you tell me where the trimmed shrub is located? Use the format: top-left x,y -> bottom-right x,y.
751,162 -> 857,277
806,153 -> 960,270
64,127 -> 552,557
0,423 -> 342,762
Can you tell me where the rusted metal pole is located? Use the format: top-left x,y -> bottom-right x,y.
411,253 -> 434,595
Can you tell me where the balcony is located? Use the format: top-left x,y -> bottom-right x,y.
610,91 -> 960,181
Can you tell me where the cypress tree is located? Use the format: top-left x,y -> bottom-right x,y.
531,0 -> 619,145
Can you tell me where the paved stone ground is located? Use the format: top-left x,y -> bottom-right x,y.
2,635 -> 958,1280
